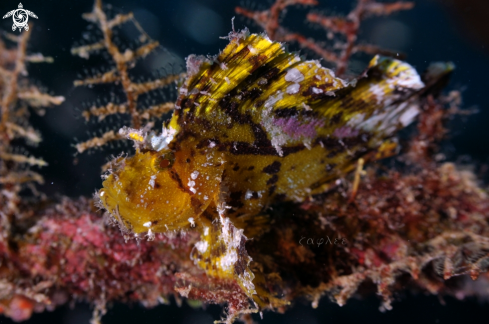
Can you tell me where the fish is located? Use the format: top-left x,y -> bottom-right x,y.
96,29 -> 452,306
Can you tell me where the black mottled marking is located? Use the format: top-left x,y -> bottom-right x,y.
227,141 -> 305,157
174,61 -> 220,127
201,209 -> 215,222
340,133 -> 372,148
189,115 -> 212,130
262,67 -> 280,81
190,197 -> 203,214
268,185 -> 276,196
220,98 -> 247,124
211,243 -> 227,258
327,151 -> 338,158
316,137 -> 343,151
228,191 -> 244,209
199,82 -> 213,93
226,44 -> 251,66
325,164 -> 336,172
249,54 -> 269,70
330,112 -> 343,125
248,166 -> 255,171
266,174 -> 278,185
274,108 -> 298,118
154,182 -> 161,189
316,134 -> 374,159
169,170 -> 189,194
252,124 -> 270,148
196,138 -> 220,149
186,158 -> 191,163
234,236 -> 248,276
240,87 -> 263,101
181,98 -> 193,109
262,161 -> 281,174
275,193 -> 286,201
250,191 -> 259,200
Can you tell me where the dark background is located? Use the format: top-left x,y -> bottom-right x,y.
1,0 -> 488,323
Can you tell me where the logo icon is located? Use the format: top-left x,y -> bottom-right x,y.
2,3 -> 38,32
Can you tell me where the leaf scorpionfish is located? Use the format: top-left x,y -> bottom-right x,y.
97,30 -> 452,307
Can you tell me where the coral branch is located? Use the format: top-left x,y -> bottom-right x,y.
72,0 -> 181,154
75,130 -> 122,153
92,0 -> 140,128
0,152 -> 47,167
0,29 -> 29,133
237,0 -> 414,76
0,23 -> 64,230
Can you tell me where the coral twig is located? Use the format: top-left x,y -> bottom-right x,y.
72,0 -> 183,153
237,0 -> 414,76
0,26 -> 64,227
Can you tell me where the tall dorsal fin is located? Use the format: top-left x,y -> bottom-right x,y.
169,31 -> 348,132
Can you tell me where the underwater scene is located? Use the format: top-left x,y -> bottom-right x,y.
1,0 -> 489,323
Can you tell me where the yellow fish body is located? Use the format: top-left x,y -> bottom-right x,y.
97,31 -> 447,306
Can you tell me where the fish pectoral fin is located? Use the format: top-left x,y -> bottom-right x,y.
191,213 -> 287,309
231,213 -> 271,239
191,215 -> 256,295
374,138 -> 399,160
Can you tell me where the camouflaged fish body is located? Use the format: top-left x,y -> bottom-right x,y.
168,32 -> 423,217
98,31 -> 435,305
99,30 -> 428,239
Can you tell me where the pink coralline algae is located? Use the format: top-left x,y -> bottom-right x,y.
0,199 -> 251,321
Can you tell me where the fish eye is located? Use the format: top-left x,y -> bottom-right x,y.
154,152 -> 175,170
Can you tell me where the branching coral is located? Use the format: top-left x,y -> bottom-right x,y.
72,0 -> 182,154
0,1 -> 488,324
0,27 -> 64,243
236,0 -> 414,76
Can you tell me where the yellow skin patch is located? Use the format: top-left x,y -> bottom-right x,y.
98,31 -> 444,306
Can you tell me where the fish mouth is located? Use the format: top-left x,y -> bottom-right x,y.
97,189 -> 131,232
